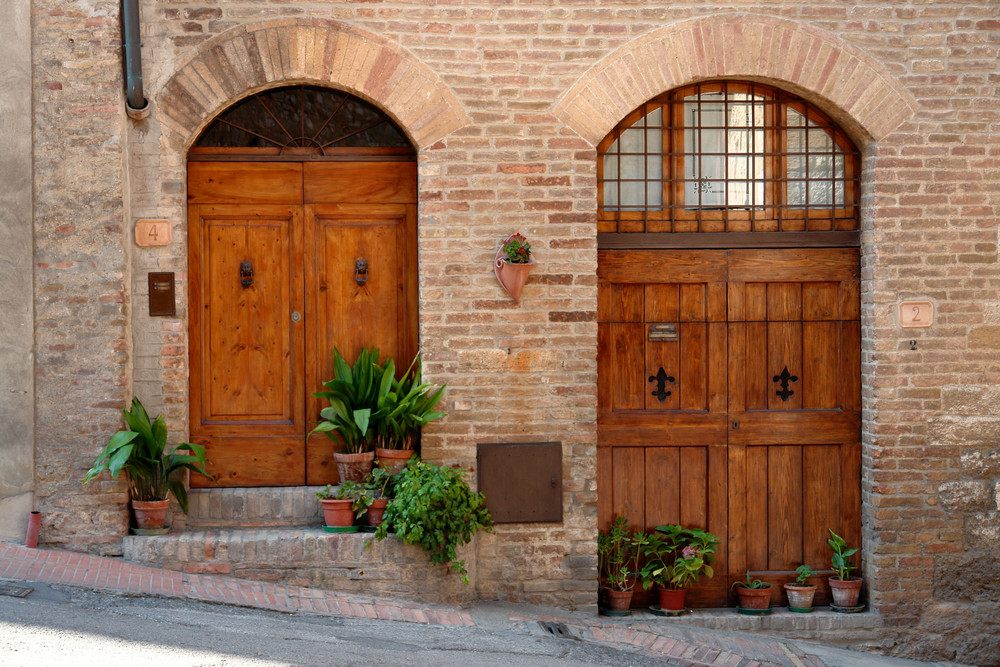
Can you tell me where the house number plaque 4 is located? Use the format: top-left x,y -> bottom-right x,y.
899,301 -> 933,328
135,219 -> 172,247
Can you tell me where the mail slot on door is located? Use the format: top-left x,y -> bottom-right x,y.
648,323 -> 678,342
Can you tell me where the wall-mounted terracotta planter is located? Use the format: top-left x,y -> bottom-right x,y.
494,244 -> 534,302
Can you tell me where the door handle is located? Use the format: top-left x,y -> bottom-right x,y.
240,261 -> 254,288
355,258 -> 368,286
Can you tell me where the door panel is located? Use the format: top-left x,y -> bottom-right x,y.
598,247 -> 860,608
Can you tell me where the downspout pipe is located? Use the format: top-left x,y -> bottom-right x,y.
121,0 -> 149,119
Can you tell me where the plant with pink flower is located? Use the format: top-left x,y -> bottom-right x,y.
634,524 -> 720,592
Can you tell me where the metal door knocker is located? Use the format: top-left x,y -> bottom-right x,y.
240,261 -> 254,288
354,258 -> 368,286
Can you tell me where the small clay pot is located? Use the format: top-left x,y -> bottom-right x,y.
783,583 -> 817,611
375,448 -> 413,475
319,498 -> 355,527
734,584 -> 773,610
603,587 -> 633,612
132,499 -> 170,530
334,450 -> 375,483
659,587 -> 686,611
829,577 -> 863,608
365,498 -> 389,526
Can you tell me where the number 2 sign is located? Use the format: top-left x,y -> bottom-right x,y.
899,301 -> 933,328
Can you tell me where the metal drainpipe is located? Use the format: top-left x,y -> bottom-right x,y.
121,0 -> 149,120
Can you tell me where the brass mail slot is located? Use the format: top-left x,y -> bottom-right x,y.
648,323 -> 678,342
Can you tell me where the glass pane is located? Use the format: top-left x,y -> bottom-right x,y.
787,180 -> 806,207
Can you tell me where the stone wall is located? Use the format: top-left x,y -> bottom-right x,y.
0,0 -> 35,542
28,1 -> 1000,662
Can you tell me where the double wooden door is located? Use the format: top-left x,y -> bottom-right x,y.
188,161 -> 417,487
597,248 -> 861,606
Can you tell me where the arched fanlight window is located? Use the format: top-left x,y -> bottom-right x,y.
192,85 -> 414,160
598,81 -> 860,237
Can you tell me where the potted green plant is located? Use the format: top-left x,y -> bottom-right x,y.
374,354 -> 445,474
311,347 -> 394,482
598,516 -> 640,614
635,524 -> 719,611
316,483 -> 360,531
353,467 -> 396,529
372,459 -> 493,584
731,571 -> 774,614
828,529 -> 863,609
83,397 -> 213,533
493,232 -> 534,302
784,564 -> 818,612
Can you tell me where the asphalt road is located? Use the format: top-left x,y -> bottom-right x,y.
0,582 -> 671,667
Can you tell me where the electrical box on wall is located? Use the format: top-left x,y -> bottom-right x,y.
148,272 -> 176,317
477,442 -> 562,523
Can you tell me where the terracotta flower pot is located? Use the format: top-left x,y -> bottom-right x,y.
375,447 -> 413,475
829,577 -> 863,608
494,256 -> 534,302
659,587 -> 686,611
735,584 -> 773,610
319,498 -> 355,527
783,583 -> 817,611
603,587 -> 633,612
132,499 -> 170,530
333,450 -> 375,483
365,498 -> 389,526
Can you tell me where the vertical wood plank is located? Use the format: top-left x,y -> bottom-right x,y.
840,441 -> 863,560
728,282 -> 746,321
613,323 -> 645,411
613,447 -> 645,530
802,282 -> 838,321
597,282 -> 613,322
727,445 -> 747,575
838,279 -> 861,321
803,445 -> 839,568
708,322 -> 727,413
728,323 -> 747,413
597,323 -> 613,416
840,321 -> 862,411
612,284 -> 644,322
644,284 -> 679,322
679,283 -> 707,322
768,322 -> 803,411
767,445 -> 803,571
802,321 -> 838,409
746,283 -> 767,321
746,322 -> 768,410
679,323 -> 707,410
706,282 -> 727,321
645,340 -> 680,410
707,445 -> 728,581
680,447 -> 708,529
645,448 -> 680,530
746,446 -> 769,571
767,283 -> 803,321
597,446 -> 613,531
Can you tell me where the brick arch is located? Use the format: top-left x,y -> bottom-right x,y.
553,13 -> 918,146
156,19 -> 469,151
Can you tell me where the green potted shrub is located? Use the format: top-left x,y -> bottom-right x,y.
784,564 -> 818,612
352,466 -> 396,529
316,482 -> 361,532
731,571 -> 774,614
311,347 -> 394,482
828,529 -> 863,609
494,232 -> 534,302
372,459 -> 493,584
374,355 -> 445,474
83,397 -> 213,533
635,524 -> 719,612
598,516 -> 640,615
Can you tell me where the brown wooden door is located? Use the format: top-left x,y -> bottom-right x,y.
597,248 -> 860,607
188,161 -> 417,487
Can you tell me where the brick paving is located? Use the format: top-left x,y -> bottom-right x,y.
0,541 -> 912,667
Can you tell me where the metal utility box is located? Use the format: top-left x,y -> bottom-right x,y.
477,442 -> 562,523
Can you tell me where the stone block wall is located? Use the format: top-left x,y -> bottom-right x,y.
28,0 -> 1000,662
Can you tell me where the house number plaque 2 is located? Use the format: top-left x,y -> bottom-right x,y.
899,301 -> 933,328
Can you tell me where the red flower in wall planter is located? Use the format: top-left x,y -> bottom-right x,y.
494,233 -> 534,303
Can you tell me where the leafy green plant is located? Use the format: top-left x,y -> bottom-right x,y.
598,517 -> 640,592
793,564 -> 816,584
315,482 -> 363,501
311,347 -> 394,453
82,397 -> 212,514
731,571 -> 772,590
350,467 -> 398,518
375,355 -> 445,451
635,524 -> 719,591
500,233 -> 532,264
372,459 -> 493,583
828,529 -> 858,580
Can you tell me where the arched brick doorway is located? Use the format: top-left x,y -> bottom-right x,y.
187,85 -> 417,487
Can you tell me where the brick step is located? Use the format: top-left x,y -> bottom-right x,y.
121,527 -> 480,604
184,486 -> 326,528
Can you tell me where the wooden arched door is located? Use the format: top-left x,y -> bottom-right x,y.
187,87 -> 417,487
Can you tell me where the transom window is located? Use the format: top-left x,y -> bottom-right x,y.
598,81 -> 860,235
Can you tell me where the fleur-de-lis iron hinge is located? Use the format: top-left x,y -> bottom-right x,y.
773,365 -> 799,402
648,367 -> 676,402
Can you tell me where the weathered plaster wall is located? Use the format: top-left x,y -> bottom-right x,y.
0,0 -> 35,542
32,0 -> 132,553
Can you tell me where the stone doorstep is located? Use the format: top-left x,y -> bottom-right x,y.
121,526 -> 481,605
184,485 -> 326,528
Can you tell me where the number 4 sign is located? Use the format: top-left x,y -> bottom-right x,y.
899,301 -> 933,328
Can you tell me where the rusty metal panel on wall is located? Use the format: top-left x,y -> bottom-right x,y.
477,442 -> 562,523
